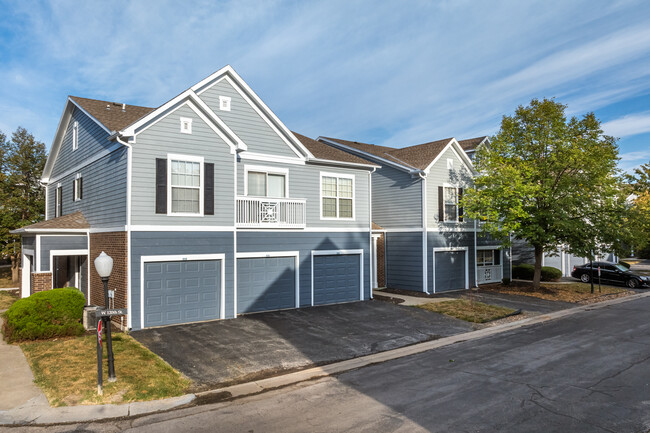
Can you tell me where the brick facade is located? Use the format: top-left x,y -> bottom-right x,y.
376,233 -> 386,288
31,273 -> 52,294
89,232 -> 128,326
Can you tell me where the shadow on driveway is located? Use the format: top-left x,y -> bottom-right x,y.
132,300 -> 473,390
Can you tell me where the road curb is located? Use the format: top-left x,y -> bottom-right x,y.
2,291 -> 648,425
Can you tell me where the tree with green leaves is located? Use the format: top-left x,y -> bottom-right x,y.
463,98 -> 625,289
623,162 -> 650,257
0,127 -> 47,282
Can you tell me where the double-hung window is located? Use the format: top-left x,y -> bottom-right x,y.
321,173 -> 354,219
477,249 -> 500,266
439,185 -> 463,222
246,166 -> 287,198
168,155 -> 203,215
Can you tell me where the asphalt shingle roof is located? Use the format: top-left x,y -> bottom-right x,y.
12,211 -> 90,233
70,96 -> 155,132
292,132 -> 376,166
458,136 -> 488,151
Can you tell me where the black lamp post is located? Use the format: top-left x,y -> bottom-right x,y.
94,251 -> 116,383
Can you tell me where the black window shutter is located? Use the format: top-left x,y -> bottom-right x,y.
57,187 -> 63,216
79,178 -> 83,200
72,180 -> 76,201
155,158 -> 167,214
438,186 -> 444,222
204,163 -> 214,215
458,187 -> 463,222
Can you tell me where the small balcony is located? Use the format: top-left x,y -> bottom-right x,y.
477,265 -> 502,284
236,196 -> 306,229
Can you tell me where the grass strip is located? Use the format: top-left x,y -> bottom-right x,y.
417,299 -> 516,323
20,333 -> 190,406
482,282 -> 629,303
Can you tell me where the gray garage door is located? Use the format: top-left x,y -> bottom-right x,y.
313,254 -> 361,305
434,251 -> 466,292
143,260 -> 220,328
237,257 -> 295,314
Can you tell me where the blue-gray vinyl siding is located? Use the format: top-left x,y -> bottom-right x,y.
143,259 -> 221,328
50,106 -> 112,178
236,160 -> 371,229
130,103 -> 235,227
313,254 -> 361,305
40,235 -> 88,272
236,231 -> 371,305
434,250 -> 467,292
426,146 -> 474,229
47,147 -> 127,227
130,231 -> 234,330
199,79 -> 298,158
512,238 -> 535,265
385,232 -> 423,292
237,257 -> 295,313
371,165 -> 422,229
22,236 -> 35,250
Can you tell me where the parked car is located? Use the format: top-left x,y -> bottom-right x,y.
571,261 -> 649,288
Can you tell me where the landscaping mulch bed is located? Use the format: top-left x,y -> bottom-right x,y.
372,294 -> 405,304
480,281 -> 632,303
379,288 -> 437,298
20,333 -> 190,407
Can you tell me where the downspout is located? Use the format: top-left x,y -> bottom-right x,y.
368,167 -> 376,299
474,219 -> 479,289
115,135 -> 132,330
417,171 -> 428,293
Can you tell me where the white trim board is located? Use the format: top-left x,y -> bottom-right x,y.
431,247 -> 470,293
139,253 -> 226,329
235,251 -> 301,313
310,249 -> 364,306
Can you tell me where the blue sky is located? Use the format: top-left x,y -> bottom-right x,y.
1,0 -> 649,172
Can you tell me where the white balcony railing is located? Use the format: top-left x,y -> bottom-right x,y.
236,197 -> 306,228
477,265 -> 502,284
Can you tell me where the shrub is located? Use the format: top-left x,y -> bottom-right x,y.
502,278 -> 511,286
619,261 -> 631,269
512,264 -> 562,281
2,288 -> 85,343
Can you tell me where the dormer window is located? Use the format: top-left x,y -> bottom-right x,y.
72,121 -> 79,150
180,117 -> 192,134
219,96 -> 231,112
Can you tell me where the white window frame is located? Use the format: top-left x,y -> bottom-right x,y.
55,183 -> 62,218
476,246 -> 502,268
72,121 -> 79,151
180,117 -> 192,134
442,183 -> 459,223
167,153 -> 204,217
73,173 -> 82,201
219,96 -> 231,112
320,172 -> 355,221
243,164 -> 289,198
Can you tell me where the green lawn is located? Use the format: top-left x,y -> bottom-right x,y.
20,333 -> 191,406
417,299 -> 516,323
0,290 -> 19,310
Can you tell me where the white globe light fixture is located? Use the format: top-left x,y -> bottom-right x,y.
94,251 -> 114,279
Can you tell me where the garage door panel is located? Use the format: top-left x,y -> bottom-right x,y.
237,257 -> 295,314
143,259 -> 221,328
313,254 -> 361,305
434,251 -> 466,292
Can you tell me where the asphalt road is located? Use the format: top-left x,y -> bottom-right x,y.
13,296 -> 650,433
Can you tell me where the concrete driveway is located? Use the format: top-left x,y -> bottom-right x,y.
132,301 -> 473,390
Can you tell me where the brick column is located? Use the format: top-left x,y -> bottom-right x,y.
31,273 -> 52,294
376,233 -> 386,288
89,232 -> 128,327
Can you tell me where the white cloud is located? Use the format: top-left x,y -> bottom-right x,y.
602,112 -> 650,138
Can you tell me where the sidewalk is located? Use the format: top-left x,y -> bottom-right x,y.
372,289 -> 454,306
2,291 -> 650,426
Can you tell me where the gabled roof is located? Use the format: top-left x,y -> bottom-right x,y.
458,136 -> 489,152
69,96 -> 155,132
292,132 -> 378,168
11,211 -> 89,234
319,135 -> 477,175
